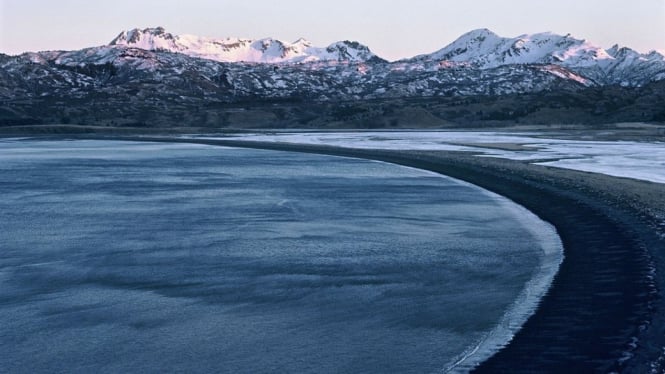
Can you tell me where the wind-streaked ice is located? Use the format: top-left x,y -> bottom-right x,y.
0,139 -> 562,373
216,131 -> 665,184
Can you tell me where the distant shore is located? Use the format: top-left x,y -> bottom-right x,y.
1,122 -> 664,142
6,134 -> 665,371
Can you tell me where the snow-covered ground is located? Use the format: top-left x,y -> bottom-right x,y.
210,132 -> 665,184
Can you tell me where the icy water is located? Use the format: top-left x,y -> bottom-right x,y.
0,140 -> 562,373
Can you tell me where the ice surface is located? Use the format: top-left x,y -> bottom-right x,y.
0,140 -> 562,373
215,132 -> 665,184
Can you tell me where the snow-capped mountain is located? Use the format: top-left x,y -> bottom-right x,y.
1,27 -> 664,129
411,28 -> 665,86
412,28 -> 611,67
109,27 -> 384,64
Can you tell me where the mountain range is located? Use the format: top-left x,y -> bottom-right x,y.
104,27 -> 665,86
109,27 -> 385,64
1,27 -> 664,129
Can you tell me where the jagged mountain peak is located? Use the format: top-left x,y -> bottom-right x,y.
414,29 -> 592,65
293,37 -> 312,47
399,29 -> 665,86
110,27 -> 174,46
416,29 -> 662,71
443,28 -> 503,53
647,50 -> 665,59
458,28 -> 501,40
107,27 -> 381,64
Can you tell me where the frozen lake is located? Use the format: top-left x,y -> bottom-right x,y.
0,139 -> 562,373
218,131 -> 665,184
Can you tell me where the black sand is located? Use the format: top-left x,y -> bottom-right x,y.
40,136 -> 665,372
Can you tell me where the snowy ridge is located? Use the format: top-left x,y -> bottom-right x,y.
109,27 -> 383,64
413,28 -> 645,68
411,28 -> 665,86
103,27 -> 665,86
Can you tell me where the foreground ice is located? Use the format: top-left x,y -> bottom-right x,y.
210,131 -> 665,184
0,140 -> 562,373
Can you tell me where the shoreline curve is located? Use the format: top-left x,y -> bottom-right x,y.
77,136 -> 665,372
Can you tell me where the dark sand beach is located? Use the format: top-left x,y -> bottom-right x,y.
12,134 -> 665,372
114,137 -> 665,373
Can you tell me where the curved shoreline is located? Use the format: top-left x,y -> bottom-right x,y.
80,136 -> 665,372
372,161 -> 565,372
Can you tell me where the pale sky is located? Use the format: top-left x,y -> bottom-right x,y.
1,0 -> 664,60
